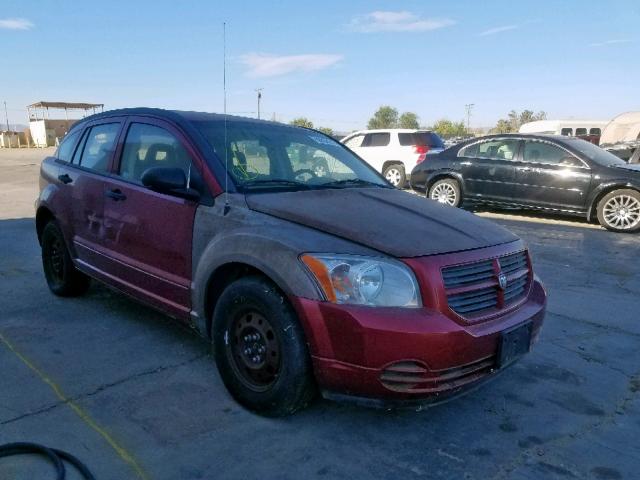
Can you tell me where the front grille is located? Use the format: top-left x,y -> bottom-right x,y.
379,357 -> 496,393
442,250 -> 530,320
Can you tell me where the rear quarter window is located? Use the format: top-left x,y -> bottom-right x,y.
399,132 -> 445,148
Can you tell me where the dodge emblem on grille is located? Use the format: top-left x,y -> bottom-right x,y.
498,272 -> 508,290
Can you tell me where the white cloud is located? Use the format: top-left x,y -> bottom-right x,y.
240,53 -> 343,77
0,18 -> 34,30
589,39 -> 631,47
479,25 -> 518,36
349,11 -> 455,33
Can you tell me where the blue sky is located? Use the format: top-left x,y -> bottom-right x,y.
2,0 -> 639,131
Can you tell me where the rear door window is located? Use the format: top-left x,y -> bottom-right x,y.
363,132 -> 390,147
462,139 -> 519,160
78,123 -> 121,173
55,129 -> 81,162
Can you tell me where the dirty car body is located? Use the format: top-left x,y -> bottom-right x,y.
36,108 -> 547,415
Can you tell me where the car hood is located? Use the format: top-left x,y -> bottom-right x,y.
245,188 -> 518,257
612,163 -> 640,173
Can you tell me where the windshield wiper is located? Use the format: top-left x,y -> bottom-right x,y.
319,179 -> 390,188
240,179 -> 312,190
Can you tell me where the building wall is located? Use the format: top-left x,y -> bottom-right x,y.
29,119 -> 77,147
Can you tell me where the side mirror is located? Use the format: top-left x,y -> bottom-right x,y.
140,167 -> 200,201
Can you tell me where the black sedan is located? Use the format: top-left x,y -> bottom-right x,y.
410,134 -> 640,232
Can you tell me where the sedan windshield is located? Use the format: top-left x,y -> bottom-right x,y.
565,138 -> 627,166
193,120 -> 389,191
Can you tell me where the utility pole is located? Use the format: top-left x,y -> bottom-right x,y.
464,103 -> 474,133
3,101 -> 9,132
255,88 -> 263,119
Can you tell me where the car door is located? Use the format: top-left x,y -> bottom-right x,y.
57,120 -> 124,269
101,118 -> 205,319
356,132 -> 391,173
514,139 -> 592,210
456,138 -> 521,201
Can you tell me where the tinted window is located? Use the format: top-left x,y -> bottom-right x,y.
398,132 -> 445,148
55,130 -> 81,162
565,138 -> 626,166
589,128 -> 601,135
561,128 -> 573,136
461,139 -> 519,161
119,123 -> 194,183
523,141 -> 582,166
193,121 -> 387,190
343,135 -> 364,148
363,133 -> 390,147
78,123 -> 120,172
575,128 -> 587,136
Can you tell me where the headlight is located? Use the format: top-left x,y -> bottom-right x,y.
301,254 -> 421,307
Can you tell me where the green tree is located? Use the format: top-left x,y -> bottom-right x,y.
317,126 -> 334,136
398,112 -> 420,129
491,109 -> 547,133
430,119 -> 468,138
290,117 -> 314,128
368,106 -> 399,129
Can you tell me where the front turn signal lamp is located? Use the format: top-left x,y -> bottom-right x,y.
301,254 -> 421,307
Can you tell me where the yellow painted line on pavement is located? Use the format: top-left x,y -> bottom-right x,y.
0,332 -> 150,480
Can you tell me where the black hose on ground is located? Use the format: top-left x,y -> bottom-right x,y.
0,442 -> 96,479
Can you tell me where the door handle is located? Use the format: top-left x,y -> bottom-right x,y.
518,166 -> 532,172
58,173 -> 73,184
105,188 -> 127,201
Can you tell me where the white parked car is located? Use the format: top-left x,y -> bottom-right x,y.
341,129 -> 445,187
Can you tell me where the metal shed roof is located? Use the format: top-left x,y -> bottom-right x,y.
27,101 -> 104,110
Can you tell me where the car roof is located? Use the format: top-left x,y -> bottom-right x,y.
346,128 -> 433,136
69,107 -> 296,131
458,133 -> 579,146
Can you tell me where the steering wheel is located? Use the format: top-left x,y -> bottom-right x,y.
293,168 -> 318,182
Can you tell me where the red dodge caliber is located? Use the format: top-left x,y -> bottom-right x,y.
36,108 -> 546,416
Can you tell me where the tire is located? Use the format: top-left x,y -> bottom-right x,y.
596,189 -> 640,233
41,221 -> 90,296
212,276 -> 316,416
383,164 -> 406,188
428,178 -> 461,207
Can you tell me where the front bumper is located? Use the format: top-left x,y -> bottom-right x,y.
290,279 -> 546,405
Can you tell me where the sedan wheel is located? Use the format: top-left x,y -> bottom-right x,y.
429,179 -> 460,207
598,190 -> 640,232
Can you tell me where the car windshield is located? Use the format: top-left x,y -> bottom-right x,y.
565,138 -> 627,166
193,120 -> 389,191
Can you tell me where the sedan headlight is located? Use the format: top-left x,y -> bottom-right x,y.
301,254 -> 421,307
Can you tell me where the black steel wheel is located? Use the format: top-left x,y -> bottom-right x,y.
229,310 -> 281,391
212,276 -> 315,416
41,222 -> 90,296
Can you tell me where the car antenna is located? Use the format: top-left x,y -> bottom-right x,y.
223,21 -> 231,216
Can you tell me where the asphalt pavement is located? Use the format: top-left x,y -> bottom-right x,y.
1,148 -> 639,479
